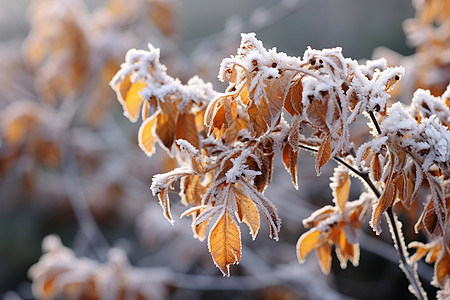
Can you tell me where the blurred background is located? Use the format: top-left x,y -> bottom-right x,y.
0,0 -> 437,299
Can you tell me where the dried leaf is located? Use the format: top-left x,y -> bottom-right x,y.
235,188 -> 260,240
331,166 -> 350,212
282,143 -> 299,189
119,76 -> 146,122
371,179 -> 395,234
435,249 -> 450,286
208,211 -> 242,276
156,112 -> 176,152
371,154 -> 382,182
175,112 -> 199,150
296,229 -> 321,262
316,136 -> 332,174
138,114 -> 158,156
284,79 -> 303,116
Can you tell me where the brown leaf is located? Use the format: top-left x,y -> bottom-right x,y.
296,229 -> 321,262
265,75 -> 292,127
138,114 -> 158,156
371,179 -> 395,234
208,211 -> 242,276
282,143 -> 299,189
284,79 -> 303,116
175,112 -> 199,150
181,175 -> 204,206
371,154 -> 382,182
155,112 -> 176,152
316,136 -> 332,174
247,99 -> 269,137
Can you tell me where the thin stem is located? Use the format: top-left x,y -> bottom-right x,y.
298,142 -> 426,299
367,111 -> 427,300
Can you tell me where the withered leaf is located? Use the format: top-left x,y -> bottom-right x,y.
284,79 -> 303,116
156,112 -> 176,152
282,143 -> 299,189
371,154 -> 382,182
235,188 -> 260,240
175,112 -> 199,150
316,136 -> 332,174
208,210 -> 242,277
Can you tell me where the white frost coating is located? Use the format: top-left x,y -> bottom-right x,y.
110,43 -> 216,122
381,103 -> 417,135
359,58 -> 388,77
150,166 -> 191,195
412,88 -> 450,125
415,116 -> 450,171
110,44 -> 167,87
176,139 -> 199,156
218,32 -> 302,84
225,148 -> 261,183
303,46 -> 347,81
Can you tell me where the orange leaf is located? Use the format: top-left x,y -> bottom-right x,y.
282,143 -> 299,189
118,76 -> 146,122
371,154 -> 382,182
315,242 -> 332,274
435,248 -> 450,286
371,179 -> 395,234
235,188 -> 260,240
284,79 -> 303,116
155,112 -> 176,152
175,112 -> 199,150
138,114 -> 158,156
331,166 -> 350,212
316,136 -> 331,174
208,211 -> 242,276
296,229 -> 321,262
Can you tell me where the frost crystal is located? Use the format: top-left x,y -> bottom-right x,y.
381,103 -> 417,135
225,149 -> 261,183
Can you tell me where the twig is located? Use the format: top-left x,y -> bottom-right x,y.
298,139 -> 427,300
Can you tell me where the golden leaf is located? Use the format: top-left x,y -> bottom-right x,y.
175,112 -> 199,150
138,114 -> 158,156
235,188 -> 260,240
296,229 -> 321,262
282,143 -> 299,189
316,242 -> 332,274
208,211 -> 242,276
118,76 -> 147,122
331,166 -> 350,212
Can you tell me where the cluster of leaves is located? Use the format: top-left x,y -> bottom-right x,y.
111,28 -> 449,300
109,1 -> 450,295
